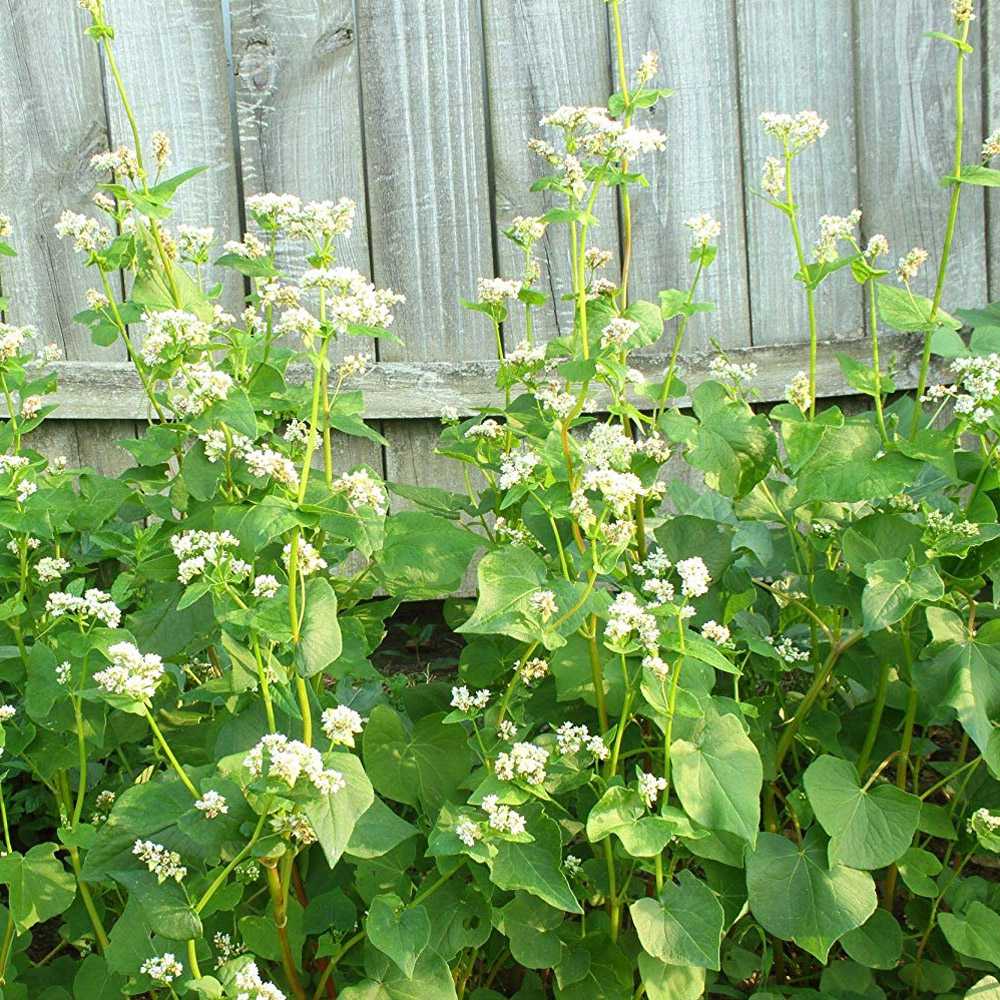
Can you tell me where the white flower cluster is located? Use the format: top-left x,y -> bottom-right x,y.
540,105 -> 667,163
177,224 -> 215,263
234,959 -> 288,1000
495,741 -> 549,785
465,419 -> 504,441
132,839 -> 187,884
35,556 -> 70,583
170,530 -> 249,585
213,931 -> 246,968
519,657 -> 549,684
865,234 -> 890,259
336,353 -> 370,380
451,686 -> 491,713
925,509 -> 980,542
770,635 -> 809,664
685,213 -> 721,249
243,733 -> 345,795
479,277 -> 522,304
194,789 -> 228,819
582,423 -> 635,471
199,430 -> 300,490
321,705 -> 364,747
171,360 -> 233,415
91,789 -> 115,824
580,468 -> 650,518
506,340 -> 546,366
761,156 -> 786,198
301,267 -> 404,332
638,772 -> 667,809
948,354 -> 1000,425
271,810 -> 318,845
0,323 -> 30,362
140,953 -> 184,984
605,591 -> 660,651
285,539 -> 327,576
140,309 -> 212,365
529,589 -> 558,622
785,371 -> 810,411
498,446 -> 541,490
701,620 -> 731,645
332,469 -> 389,516
252,574 -> 280,599
54,209 -> 112,253
677,556 -> 711,598
709,355 -> 757,389
897,247 -> 928,284
481,794 -> 527,836
984,128 -> 1000,163
814,210 -> 861,264
951,0 -> 975,23
554,722 -> 609,761
601,317 -> 640,350
45,588 -> 121,628
248,192 -> 356,243
455,818 -> 481,848
94,642 -> 164,702
759,110 -> 829,152
0,704 -> 15,722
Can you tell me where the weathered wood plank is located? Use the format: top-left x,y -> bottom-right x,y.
355,0 -> 496,498
106,0 -> 242,313
856,0 -> 987,314
230,0 -> 382,476
985,0 -> 999,303
481,0 -> 619,342
736,1 -> 863,345
0,2 -> 115,361
617,0 -> 751,352
33,333 -> 943,421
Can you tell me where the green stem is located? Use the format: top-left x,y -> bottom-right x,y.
71,698 -> 88,827
144,707 -> 198,798
265,863 -> 307,1000
0,915 -> 15,986
588,628 -> 610,735
661,616 -> 686,799
868,282 -> 889,446
67,846 -> 111,951
911,19 -> 970,437
856,660 -> 890,777
186,939 -> 202,980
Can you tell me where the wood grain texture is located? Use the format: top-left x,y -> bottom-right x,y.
736,1 -> 864,345
481,0 -> 619,341
230,0 -> 382,476
355,0 -> 495,496
617,0 -> 751,352
106,0 -> 242,313
355,0 -> 494,364
856,0 -> 988,313
32,333 -> 943,421
0,2 -> 114,361
985,0 -> 999,302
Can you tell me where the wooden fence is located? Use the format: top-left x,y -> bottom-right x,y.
0,0 -> 997,489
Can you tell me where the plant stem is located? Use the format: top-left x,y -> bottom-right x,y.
588,627 -> 610,734
144,707 -> 199,798
911,19 -> 971,437
265,862 -> 307,1000
661,616 -> 687,799
856,660 -> 890,777
868,282 -> 889,446
186,939 -> 202,979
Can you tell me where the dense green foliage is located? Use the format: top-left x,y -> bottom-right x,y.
0,0 -> 998,997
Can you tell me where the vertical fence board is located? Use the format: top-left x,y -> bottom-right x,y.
355,0 -> 495,495
985,0 -> 999,302
737,2 -> 863,347
618,0 -> 751,353
481,0 -> 619,342
856,1 -> 987,315
106,0 -> 242,314
230,0 -> 380,475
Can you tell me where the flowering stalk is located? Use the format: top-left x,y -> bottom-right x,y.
911,14 -> 973,437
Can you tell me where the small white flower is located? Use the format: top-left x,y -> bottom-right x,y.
701,620 -> 731,645
529,589 -> 558,622
638,771 -> 667,809
495,742 -> 549,785
518,657 -> 549,684
133,839 -> 187,884
284,539 -> 327,577
93,642 -> 164,703
140,953 -> 184,984
785,371 -> 810,411
684,213 -> 721,249
252,574 -> 280,599
677,556 -> 712,597
759,110 -> 829,151
455,818 -> 481,848
0,704 -> 15,722
194,789 -> 228,819
234,961 -> 288,1000
321,705 -> 364,747
481,795 -> 527,836
897,247 -> 929,284
243,733 -> 344,795
761,156 -> 787,198
35,556 -> 70,583
450,686 -> 491,713
478,277 -> 522,304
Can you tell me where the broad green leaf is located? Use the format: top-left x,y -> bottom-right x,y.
0,844 -> 76,933
672,711 -> 762,846
457,547 -> 547,640
552,933 -> 632,999
746,829 -> 876,961
362,705 -> 473,813
366,893 -> 431,979
938,901 -> 1000,963
339,944 -> 458,1000
346,798 -> 419,859
114,869 -> 202,941
585,786 -> 687,857
303,752 -> 375,868
637,954 -> 705,1000
861,559 -> 944,634
840,908 -> 904,970
377,512 -> 481,599
897,846 -> 942,897
877,283 -> 960,333
629,870 -> 724,970
803,755 -> 920,869
294,576 -> 342,678
489,816 -> 582,914
498,894 -> 564,969
73,954 -> 127,999
967,977 -> 1000,999
921,620 -> 1000,773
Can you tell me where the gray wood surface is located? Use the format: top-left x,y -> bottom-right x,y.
736,1 -> 864,346
1,0 -> 995,482
29,332 -> 943,422
618,0 -> 751,352
481,0 -> 620,342
856,0 -> 987,315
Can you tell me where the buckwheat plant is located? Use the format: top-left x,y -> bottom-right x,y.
0,0 -> 999,998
